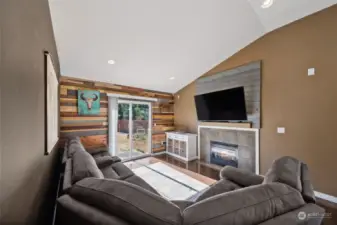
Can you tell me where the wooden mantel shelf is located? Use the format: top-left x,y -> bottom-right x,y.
198,121 -> 252,129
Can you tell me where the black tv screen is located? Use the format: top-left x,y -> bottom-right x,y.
194,87 -> 247,121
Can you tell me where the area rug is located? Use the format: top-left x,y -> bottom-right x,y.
132,162 -> 209,200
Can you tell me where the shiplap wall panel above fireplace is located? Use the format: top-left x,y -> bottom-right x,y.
196,61 -> 261,128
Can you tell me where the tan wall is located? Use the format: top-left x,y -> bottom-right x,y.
175,5 -> 337,196
0,0 -> 60,224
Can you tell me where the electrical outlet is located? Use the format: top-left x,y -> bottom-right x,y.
277,127 -> 285,134
308,68 -> 315,76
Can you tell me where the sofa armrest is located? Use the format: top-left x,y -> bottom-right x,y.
183,183 -> 305,225
220,166 -> 264,187
94,156 -> 118,168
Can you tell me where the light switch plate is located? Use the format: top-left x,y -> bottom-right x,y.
308,68 -> 315,76
277,127 -> 285,134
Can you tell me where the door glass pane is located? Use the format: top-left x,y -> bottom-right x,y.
132,104 -> 150,158
117,103 -> 130,160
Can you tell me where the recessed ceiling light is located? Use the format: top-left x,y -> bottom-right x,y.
261,0 -> 273,8
169,77 -> 175,80
108,60 -> 115,65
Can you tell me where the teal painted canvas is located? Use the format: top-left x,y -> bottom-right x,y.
78,90 -> 100,115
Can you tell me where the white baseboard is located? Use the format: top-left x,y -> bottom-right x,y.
314,191 -> 337,204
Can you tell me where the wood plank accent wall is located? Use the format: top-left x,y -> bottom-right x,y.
59,76 -> 174,153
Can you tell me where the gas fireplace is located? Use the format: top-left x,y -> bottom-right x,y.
210,141 -> 238,167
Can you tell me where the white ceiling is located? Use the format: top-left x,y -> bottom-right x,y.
49,0 -> 336,93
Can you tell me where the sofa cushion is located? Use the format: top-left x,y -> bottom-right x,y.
95,156 -> 115,168
100,165 -> 120,179
70,178 -> 182,225
111,162 -> 134,180
68,136 -> 81,147
263,156 -> 302,192
98,161 -> 134,180
183,183 -> 305,225
67,139 -> 86,158
72,150 -> 104,183
220,166 -> 264,187
124,175 -> 159,195
194,179 -> 242,202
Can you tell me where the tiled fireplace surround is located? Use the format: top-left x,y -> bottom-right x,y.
198,126 -> 259,174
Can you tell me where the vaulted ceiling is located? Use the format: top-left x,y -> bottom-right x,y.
49,0 -> 336,93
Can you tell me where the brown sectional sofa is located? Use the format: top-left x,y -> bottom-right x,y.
62,137 -> 158,195
56,137 -> 325,225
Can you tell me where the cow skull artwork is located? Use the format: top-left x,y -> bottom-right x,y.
78,90 -> 100,115
80,93 -> 99,110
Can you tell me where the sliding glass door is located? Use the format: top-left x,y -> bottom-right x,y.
116,100 -> 151,160
116,102 -> 131,159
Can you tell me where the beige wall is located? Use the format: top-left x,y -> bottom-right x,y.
175,5 -> 337,196
0,0 -> 60,224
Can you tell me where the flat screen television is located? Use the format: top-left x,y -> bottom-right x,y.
194,86 -> 247,121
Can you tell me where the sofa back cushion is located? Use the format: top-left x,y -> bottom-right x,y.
300,163 -> 316,203
124,175 -> 159,195
62,142 -> 69,164
63,158 -> 73,192
220,166 -> 264,187
70,178 -> 182,225
67,137 -> 85,158
263,156 -> 302,191
183,183 -> 305,225
57,195 -> 132,225
263,156 -> 316,203
194,179 -> 241,202
72,150 -> 104,183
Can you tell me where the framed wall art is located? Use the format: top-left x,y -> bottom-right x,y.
44,51 -> 59,155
